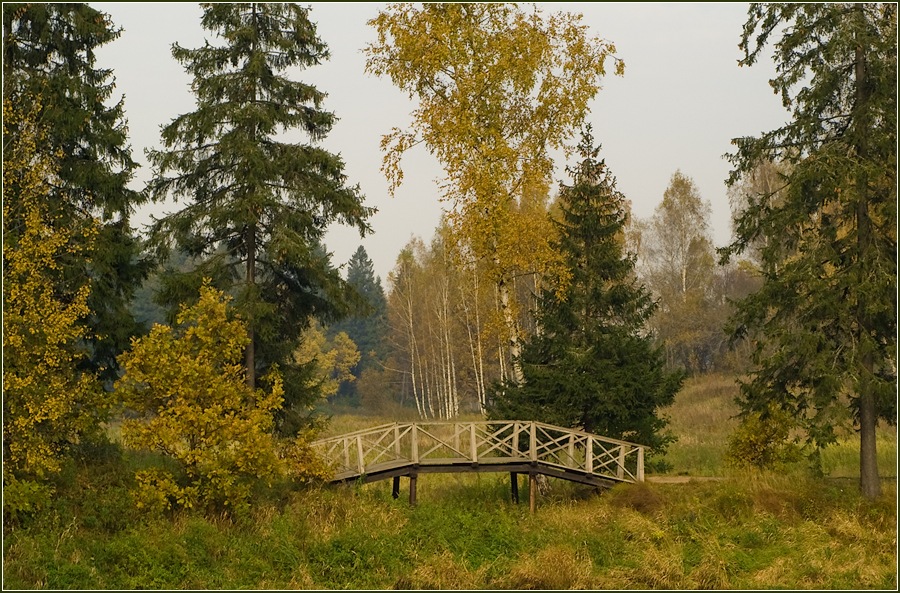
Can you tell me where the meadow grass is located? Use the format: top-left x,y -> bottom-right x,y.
4,374 -> 896,589
4,469 -> 895,589
659,373 -> 897,479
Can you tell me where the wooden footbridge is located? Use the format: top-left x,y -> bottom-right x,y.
311,421 -> 645,512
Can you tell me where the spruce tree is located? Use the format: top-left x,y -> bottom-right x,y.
2,3 -> 151,382
328,246 -> 388,405
721,4 -> 896,498
488,128 -> 683,452
146,3 -> 373,434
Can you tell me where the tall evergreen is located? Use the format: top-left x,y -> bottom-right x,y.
489,128 -> 683,452
328,246 -> 388,403
2,3 -> 151,382
146,3 -> 373,434
339,246 -> 388,367
721,4 -> 896,498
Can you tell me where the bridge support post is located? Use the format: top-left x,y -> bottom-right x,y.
529,472 -> 536,514
510,472 -> 519,504
409,473 -> 418,507
392,476 -> 400,499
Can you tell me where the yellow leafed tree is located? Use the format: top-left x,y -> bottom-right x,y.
2,98 -> 105,514
366,3 -> 623,383
116,283 -> 319,514
294,321 -> 361,400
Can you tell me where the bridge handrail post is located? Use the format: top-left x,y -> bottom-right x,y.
513,423 -> 519,457
394,424 -> 401,458
529,422 -> 537,462
637,446 -> 644,482
586,435 -> 593,474
470,423 -> 478,463
412,424 -> 419,465
356,435 -> 365,474
617,445 -> 625,480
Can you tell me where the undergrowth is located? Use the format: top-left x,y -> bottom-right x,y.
4,470 -> 896,589
3,374 -> 897,589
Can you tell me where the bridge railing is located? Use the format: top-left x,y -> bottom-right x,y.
311,421 -> 644,484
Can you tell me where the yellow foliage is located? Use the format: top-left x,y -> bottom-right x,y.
293,320 -> 360,399
2,98 -> 105,510
726,402 -> 805,468
116,283 -> 288,512
366,4 -> 621,361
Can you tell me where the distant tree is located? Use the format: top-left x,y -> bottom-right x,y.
326,246 -> 388,405
726,160 -> 791,270
488,129 -> 683,452
721,4 -> 896,498
642,172 -> 714,298
2,3 -> 151,382
294,320 -> 360,403
366,3 -> 622,384
637,171 -> 722,374
3,99 -> 108,516
146,3 -> 373,434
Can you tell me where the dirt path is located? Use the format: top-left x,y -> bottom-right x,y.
646,476 -> 724,483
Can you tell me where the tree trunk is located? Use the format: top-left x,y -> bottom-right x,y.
246,3 -> 259,392
855,22 -> 880,499
497,274 -> 524,385
245,223 -> 256,391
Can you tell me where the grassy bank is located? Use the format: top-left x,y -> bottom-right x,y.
3,471 -> 896,589
3,374 -> 896,589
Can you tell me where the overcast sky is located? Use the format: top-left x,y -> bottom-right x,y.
91,2 -> 791,282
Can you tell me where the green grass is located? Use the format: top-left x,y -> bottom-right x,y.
4,374 -> 897,589
659,373 -> 741,476
4,471 -> 896,589
658,373 -> 897,479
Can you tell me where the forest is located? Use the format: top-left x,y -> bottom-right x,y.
2,3 -> 896,589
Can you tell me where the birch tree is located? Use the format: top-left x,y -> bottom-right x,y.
366,3 -> 621,384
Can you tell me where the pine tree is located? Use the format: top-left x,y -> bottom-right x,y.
721,4 -> 896,498
2,3 -> 151,382
146,3 -> 373,435
488,128 -> 683,451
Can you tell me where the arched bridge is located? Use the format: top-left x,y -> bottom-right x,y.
311,421 -> 645,511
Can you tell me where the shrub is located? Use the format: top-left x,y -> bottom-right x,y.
116,283 -> 286,514
725,402 -> 804,468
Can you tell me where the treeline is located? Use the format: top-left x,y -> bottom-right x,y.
3,0 -> 895,528
339,170 -> 761,417
3,3 -> 376,518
